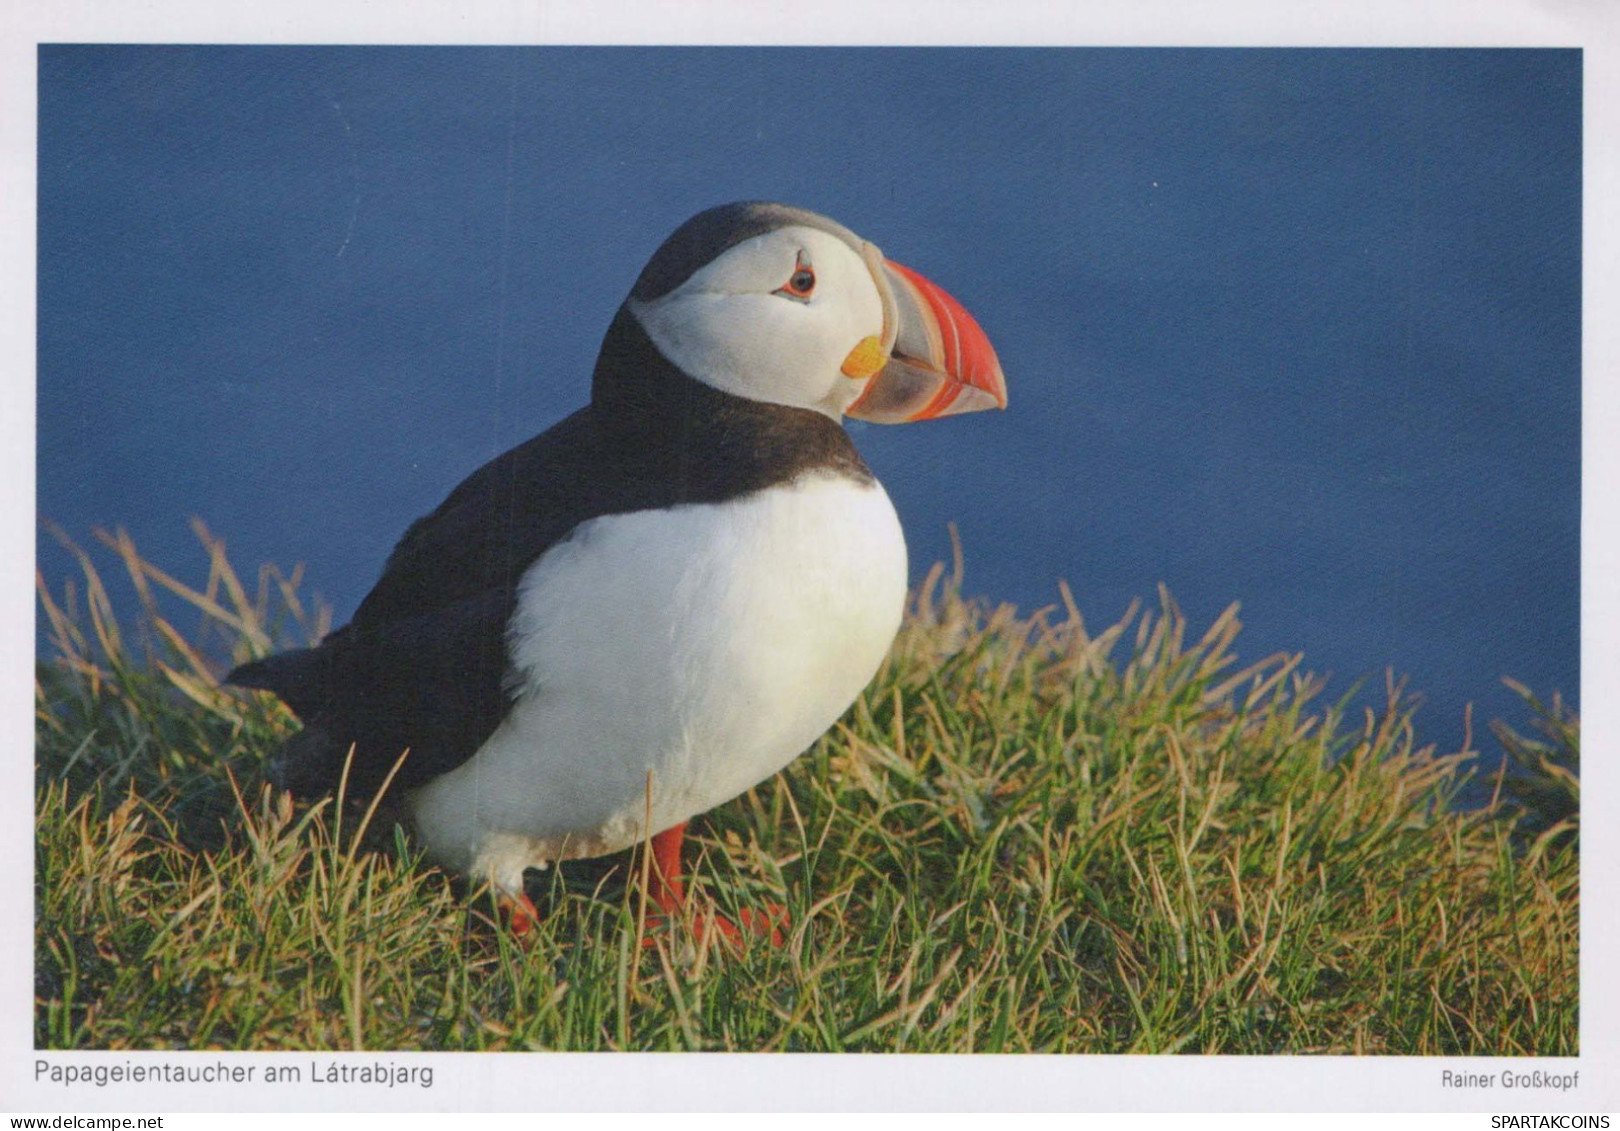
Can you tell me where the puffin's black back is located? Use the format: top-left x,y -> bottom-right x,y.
230,306 -> 873,800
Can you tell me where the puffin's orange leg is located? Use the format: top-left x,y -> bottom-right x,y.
649,822 -> 688,915
500,890 -> 541,937
643,822 -> 787,948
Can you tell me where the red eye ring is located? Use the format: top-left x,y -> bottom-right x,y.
775,251 -> 816,300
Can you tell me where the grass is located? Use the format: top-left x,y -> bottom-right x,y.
34,523 -> 1578,1054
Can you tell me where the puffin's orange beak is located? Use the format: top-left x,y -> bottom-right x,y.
844,252 -> 1008,424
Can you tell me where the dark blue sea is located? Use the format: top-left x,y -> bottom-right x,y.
37,47 -> 1581,772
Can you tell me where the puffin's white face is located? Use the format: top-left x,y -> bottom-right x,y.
628,225 -> 888,420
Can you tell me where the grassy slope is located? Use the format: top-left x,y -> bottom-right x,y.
34,526 -> 1578,1054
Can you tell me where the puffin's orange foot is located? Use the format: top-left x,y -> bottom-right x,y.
639,822 -> 788,951
730,902 -> 789,947
500,891 -> 541,938
643,901 -> 789,950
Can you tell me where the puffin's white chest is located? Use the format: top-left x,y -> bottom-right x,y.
405,471 -> 907,890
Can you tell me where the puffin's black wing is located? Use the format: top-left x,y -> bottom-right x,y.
230,406 -> 644,799
229,593 -> 513,798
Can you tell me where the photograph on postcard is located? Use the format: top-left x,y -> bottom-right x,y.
34,45 -> 1578,1055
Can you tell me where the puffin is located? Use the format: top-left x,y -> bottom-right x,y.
229,202 -> 1007,943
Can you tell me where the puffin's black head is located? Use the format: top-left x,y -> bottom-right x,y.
600,201 -> 1007,424
629,202 -> 865,303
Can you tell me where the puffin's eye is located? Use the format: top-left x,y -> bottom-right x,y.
775,251 -> 816,301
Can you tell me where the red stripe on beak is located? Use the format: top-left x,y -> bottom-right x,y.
886,261 -> 1004,403
846,258 -> 1007,424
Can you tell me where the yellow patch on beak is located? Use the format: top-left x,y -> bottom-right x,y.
840,335 -> 889,380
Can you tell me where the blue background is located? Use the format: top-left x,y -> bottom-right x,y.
37,46 -> 1581,760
